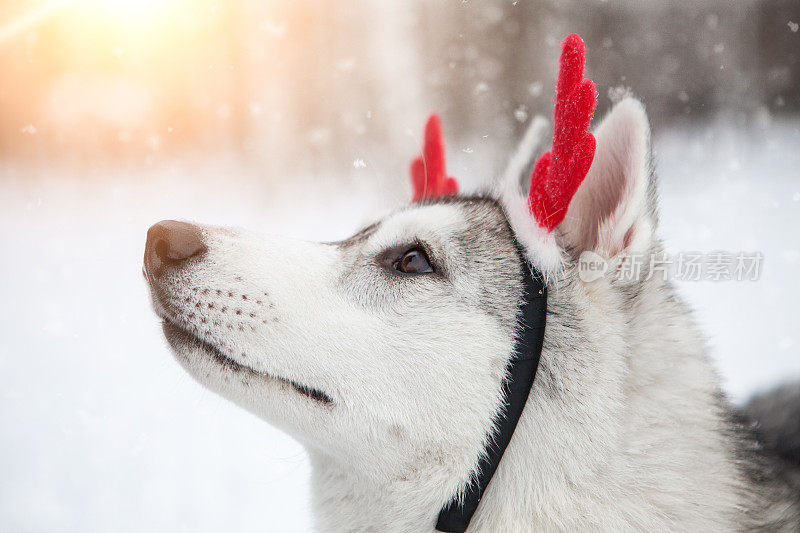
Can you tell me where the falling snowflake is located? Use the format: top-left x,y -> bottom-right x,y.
20,124 -> 36,135
528,81 -> 543,97
353,159 -> 367,169
608,85 -> 632,103
462,147 -> 473,154
513,105 -> 528,123
308,127 -> 331,146
788,21 -> 799,32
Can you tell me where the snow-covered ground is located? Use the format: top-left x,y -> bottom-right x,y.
1,119 -> 798,531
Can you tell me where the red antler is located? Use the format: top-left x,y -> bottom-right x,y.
410,114 -> 459,202
528,33 -> 597,232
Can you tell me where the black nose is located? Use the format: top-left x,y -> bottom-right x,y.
144,220 -> 206,280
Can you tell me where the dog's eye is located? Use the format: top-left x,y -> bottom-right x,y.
394,248 -> 433,274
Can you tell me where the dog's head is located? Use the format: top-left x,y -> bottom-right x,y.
145,195 -> 524,482
144,98 -> 659,514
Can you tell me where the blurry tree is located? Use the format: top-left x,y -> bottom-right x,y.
0,0 -> 796,178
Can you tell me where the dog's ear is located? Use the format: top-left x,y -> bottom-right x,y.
558,97 -> 657,258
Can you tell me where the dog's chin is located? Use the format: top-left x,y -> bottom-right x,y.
161,320 -> 334,406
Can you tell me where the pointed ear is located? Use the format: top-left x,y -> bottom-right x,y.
558,98 -> 657,258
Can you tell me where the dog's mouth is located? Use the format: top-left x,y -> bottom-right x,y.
162,319 -> 333,405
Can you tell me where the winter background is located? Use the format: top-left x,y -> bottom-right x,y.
1,0 -> 799,531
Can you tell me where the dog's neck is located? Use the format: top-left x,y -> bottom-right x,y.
305,275 -> 747,531
306,417 -> 596,532
307,446 -> 536,532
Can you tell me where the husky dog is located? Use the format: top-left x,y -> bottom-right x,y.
143,94 -> 799,531
145,30 -> 799,529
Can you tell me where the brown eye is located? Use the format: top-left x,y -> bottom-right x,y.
394,248 -> 433,274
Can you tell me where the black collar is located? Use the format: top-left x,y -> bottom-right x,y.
435,244 -> 547,532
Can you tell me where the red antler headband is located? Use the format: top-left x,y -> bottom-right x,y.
528,33 -> 598,232
408,33 -> 596,226
409,113 -> 459,202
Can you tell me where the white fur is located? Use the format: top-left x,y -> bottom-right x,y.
147,99 -> 799,531
494,115 -> 564,282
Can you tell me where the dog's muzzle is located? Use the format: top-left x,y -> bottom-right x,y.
143,220 -> 206,283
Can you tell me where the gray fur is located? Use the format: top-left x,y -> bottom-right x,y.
146,98 -> 800,531
737,382 -> 800,530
